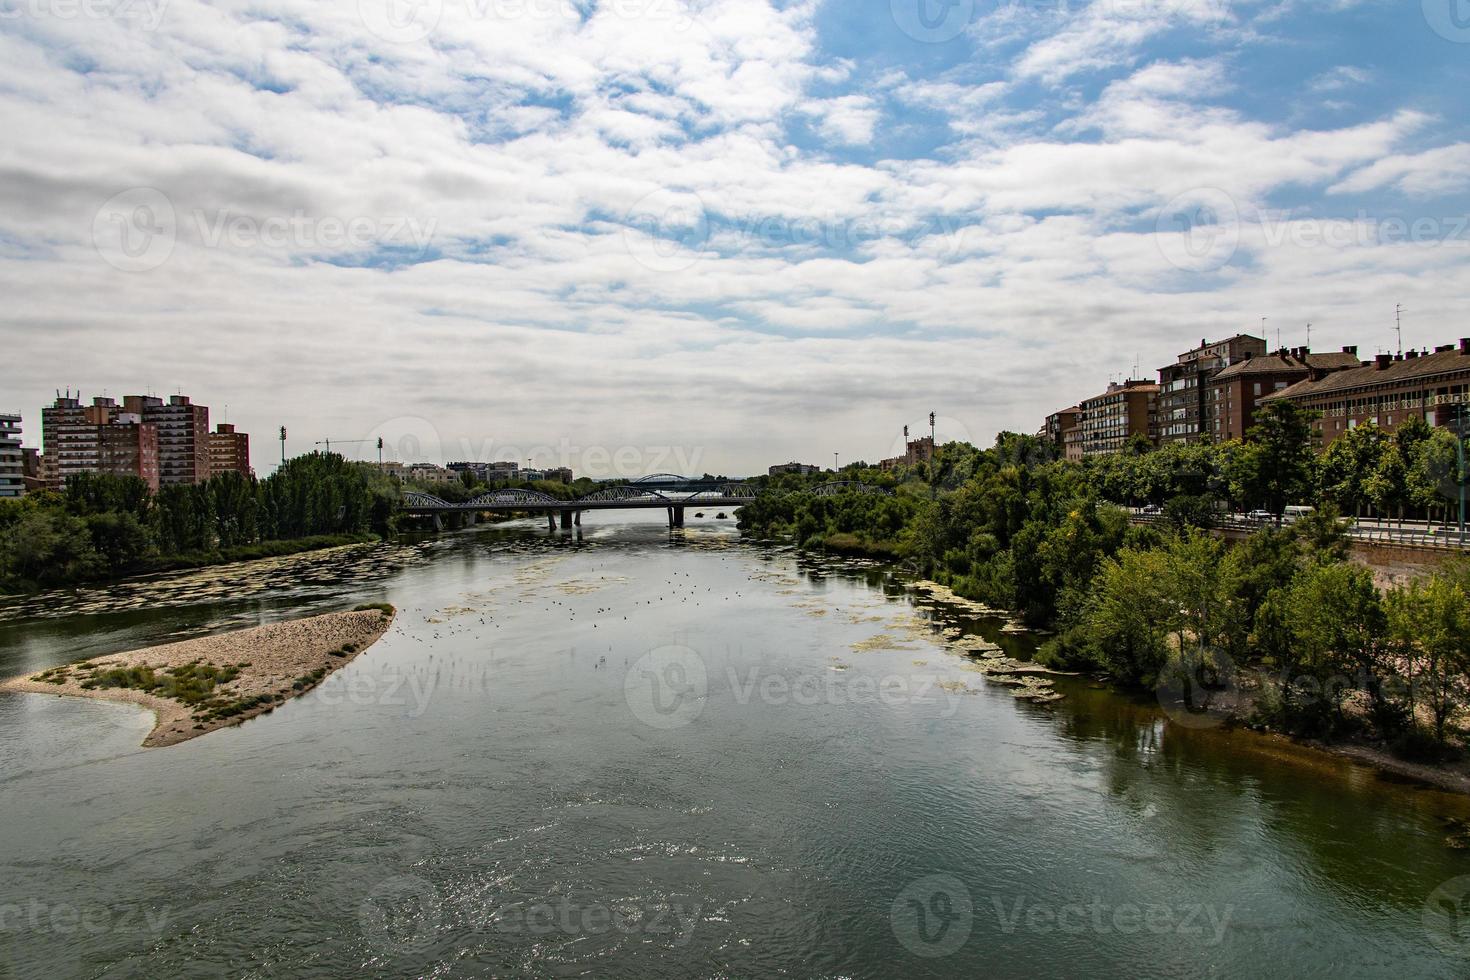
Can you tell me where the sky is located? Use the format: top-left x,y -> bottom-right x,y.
2,0 -> 1470,478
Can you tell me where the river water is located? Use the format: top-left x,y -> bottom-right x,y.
2,513 -> 1470,978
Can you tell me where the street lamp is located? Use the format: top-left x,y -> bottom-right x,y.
833,452 -> 839,473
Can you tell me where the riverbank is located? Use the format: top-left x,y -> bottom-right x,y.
0,605 -> 394,747
0,532 -> 382,596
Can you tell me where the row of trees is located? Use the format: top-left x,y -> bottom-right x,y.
738,413 -> 1470,756
1079,405 -> 1463,522
1064,524 -> 1470,753
0,453 -> 397,589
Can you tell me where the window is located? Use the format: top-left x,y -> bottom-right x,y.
1253,383 -> 1262,396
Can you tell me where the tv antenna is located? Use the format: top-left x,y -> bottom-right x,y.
1395,303 -> 1405,355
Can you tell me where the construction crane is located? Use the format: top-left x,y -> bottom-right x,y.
315,437 -> 384,463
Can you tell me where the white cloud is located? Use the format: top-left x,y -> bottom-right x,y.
1330,144 -> 1470,197
0,0 -> 1466,474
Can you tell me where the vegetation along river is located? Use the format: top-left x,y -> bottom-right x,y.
2,512 -> 1469,978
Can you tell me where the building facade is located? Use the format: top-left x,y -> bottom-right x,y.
880,436 -> 936,471
1209,346 -> 1362,442
22,448 -> 42,493
208,423 -> 252,479
40,394 -> 162,489
1157,335 -> 1267,444
1263,339 -> 1470,447
0,415 -> 23,498
1042,407 -> 1080,449
99,414 -> 161,491
1075,380 -> 1160,456
769,462 -> 820,476
125,395 -> 210,486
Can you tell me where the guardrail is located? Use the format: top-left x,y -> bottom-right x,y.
1127,510 -> 1470,552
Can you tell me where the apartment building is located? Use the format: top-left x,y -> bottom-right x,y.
769,462 -> 821,476
208,423 -> 252,478
125,395 -> 210,486
1074,380 -> 1160,456
1041,407 -> 1080,449
1210,346 -> 1362,441
880,436 -> 936,471
1263,339 -> 1470,446
40,394 -> 160,489
0,414 -> 23,498
1157,335 -> 1267,444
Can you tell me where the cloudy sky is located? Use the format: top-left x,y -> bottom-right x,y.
3,0 -> 1469,477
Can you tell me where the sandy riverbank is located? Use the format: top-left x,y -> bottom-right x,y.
0,606 -> 394,748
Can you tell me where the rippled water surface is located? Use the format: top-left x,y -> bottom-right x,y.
2,513 -> 1470,978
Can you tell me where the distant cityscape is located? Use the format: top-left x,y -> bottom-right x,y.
0,392 -> 587,500
7,335 -> 1467,502
1044,334 -> 1470,458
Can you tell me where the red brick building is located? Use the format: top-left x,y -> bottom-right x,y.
1262,339 -> 1470,446
1209,346 -> 1362,441
39,394 -> 160,489
208,423 -> 253,479
1074,381 -> 1159,456
1158,335 -> 1267,444
125,394 -> 211,486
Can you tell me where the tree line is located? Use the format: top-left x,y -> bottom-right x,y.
738,406 -> 1470,759
0,453 -> 397,590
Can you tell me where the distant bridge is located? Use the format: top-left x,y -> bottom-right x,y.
400,477 -> 892,529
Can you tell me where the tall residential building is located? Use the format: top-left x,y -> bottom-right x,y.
40,394 -> 159,489
208,423 -> 252,479
0,414 -> 23,498
1263,339 -> 1470,448
100,414 -> 160,491
1157,335 -> 1267,444
1075,380 -> 1160,456
1209,346 -> 1362,442
125,394 -> 210,485
21,448 -> 43,493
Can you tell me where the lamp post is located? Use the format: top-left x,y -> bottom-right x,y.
833,452 -> 839,474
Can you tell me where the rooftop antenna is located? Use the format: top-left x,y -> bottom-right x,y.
1395,303 -> 1405,356
1306,322 -> 1311,348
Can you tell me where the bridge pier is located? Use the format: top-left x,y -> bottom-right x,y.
560,510 -> 574,529
667,505 -> 685,528
547,513 -> 556,532
574,511 -> 581,526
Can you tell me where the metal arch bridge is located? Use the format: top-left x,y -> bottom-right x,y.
400,478 -> 893,529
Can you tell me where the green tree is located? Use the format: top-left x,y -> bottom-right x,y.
1232,401 -> 1319,518
1081,547 -> 1174,686
1317,422 -> 1385,517
1386,575 -> 1470,748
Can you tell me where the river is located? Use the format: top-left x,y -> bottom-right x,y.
2,512 -> 1469,978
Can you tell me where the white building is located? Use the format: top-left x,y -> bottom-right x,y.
0,414 -> 24,498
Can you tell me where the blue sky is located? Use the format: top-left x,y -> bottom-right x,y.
2,0 -> 1469,476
